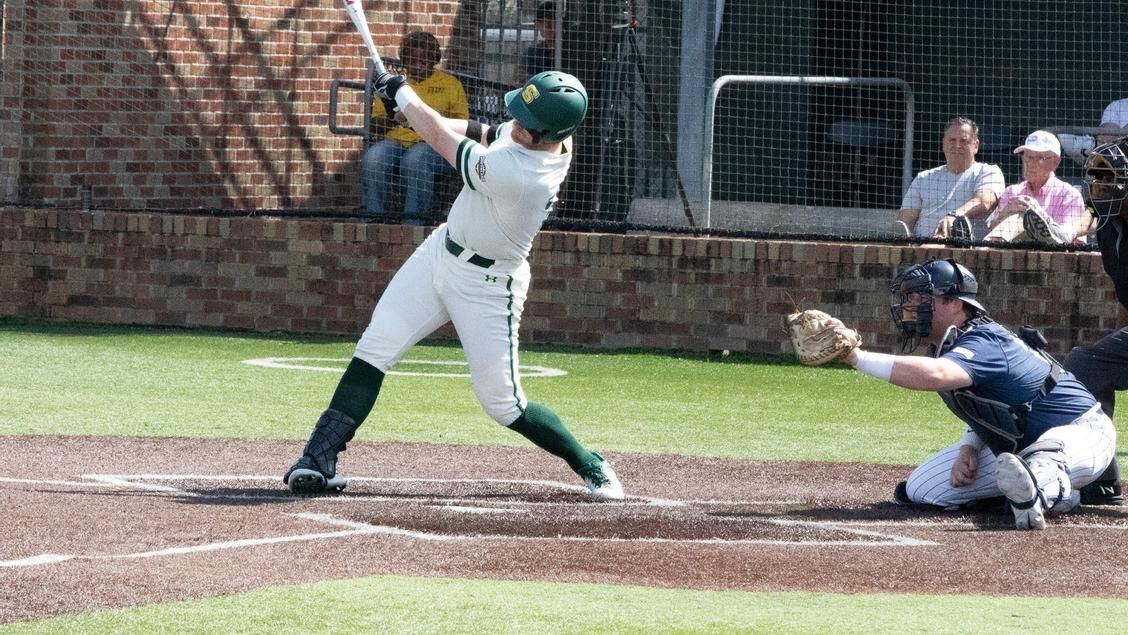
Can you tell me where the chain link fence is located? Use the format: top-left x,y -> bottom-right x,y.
2,0 -> 1125,244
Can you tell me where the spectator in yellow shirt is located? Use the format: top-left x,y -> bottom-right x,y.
361,31 -> 469,224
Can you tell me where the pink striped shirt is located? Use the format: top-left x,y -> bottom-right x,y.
992,174 -> 1085,236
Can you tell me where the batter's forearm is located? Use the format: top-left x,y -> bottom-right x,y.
396,87 -> 462,166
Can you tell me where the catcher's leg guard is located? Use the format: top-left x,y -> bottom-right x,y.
1018,438 -> 1072,513
284,409 -> 359,495
996,453 -> 1048,530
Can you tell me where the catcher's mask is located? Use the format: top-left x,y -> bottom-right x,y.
1084,139 -> 1128,229
890,258 -> 985,353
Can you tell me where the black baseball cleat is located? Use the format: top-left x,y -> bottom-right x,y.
893,479 -> 1004,511
893,480 -> 913,506
283,456 -> 347,495
1079,479 -> 1123,506
950,215 -> 974,242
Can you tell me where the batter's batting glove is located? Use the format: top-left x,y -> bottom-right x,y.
378,96 -> 400,120
373,71 -> 407,101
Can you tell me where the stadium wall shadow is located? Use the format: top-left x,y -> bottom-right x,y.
1,208 -> 1121,357
0,0 -> 475,211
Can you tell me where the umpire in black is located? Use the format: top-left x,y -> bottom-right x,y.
1064,138 -> 1128,505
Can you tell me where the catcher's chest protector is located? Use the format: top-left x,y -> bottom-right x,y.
938,389 -> 1024,455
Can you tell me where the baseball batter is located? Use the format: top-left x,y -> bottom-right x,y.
284,70 -> 624,500
844,258 -> 1116,530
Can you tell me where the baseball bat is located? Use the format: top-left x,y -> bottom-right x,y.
341,0 -> 386,74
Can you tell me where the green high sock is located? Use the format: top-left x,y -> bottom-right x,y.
509,402 -> 596,472
327,357 -> 385,424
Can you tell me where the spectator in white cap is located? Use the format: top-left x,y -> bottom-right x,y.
1099,98 -> 1128,134
983,130 -> 1088,245
1057,98 -> 1128,166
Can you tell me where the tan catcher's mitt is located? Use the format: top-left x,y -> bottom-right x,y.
785,309 -> 861,366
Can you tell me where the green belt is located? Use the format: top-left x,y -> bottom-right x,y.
445,234 -> 495,268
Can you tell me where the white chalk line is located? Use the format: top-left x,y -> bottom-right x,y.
11,472 -> 1125,569
0,512 -> 937,569
0,473 -> 685,507
241,357 -> 567,378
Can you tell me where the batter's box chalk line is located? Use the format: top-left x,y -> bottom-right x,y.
0,473 -> 680,506
241,357 -> 567,378
1,474 -> 940,570
5,474 -> 1127,570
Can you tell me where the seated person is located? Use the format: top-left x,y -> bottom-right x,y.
515,1 -> 558,84
1096,98 -> 1123,142
983,130 -> 1088,245
895,117 -> 1004,241
361,31 -> 469,224
1059,97 -> 1128,166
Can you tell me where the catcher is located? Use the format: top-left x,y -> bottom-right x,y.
788,258 -> 1117,530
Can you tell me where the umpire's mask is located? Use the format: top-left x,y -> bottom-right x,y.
1085,139 -> 1128,230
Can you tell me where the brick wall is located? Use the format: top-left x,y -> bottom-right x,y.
1,0 -> 468,210
2,207 -> 1122,357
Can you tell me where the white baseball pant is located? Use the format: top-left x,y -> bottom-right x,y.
353,225 -> 532,425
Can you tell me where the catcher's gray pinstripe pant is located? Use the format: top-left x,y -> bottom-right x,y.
902,406 -> 1116,509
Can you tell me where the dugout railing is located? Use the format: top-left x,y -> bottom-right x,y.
701,75 -> 915,230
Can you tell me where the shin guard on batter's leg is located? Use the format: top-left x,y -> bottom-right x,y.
284,409 -> 359,494
285,358 -> 382,495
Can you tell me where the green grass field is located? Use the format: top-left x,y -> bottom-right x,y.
2,318 -> 1127,633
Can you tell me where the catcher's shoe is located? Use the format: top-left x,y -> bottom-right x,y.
1079,478 -> 1124,506
893,479 -> 1003,511
284,455 -> 347,495
950,215 -> 974,242
893,480 -> 914,506
578,453 -> 624,500
996,453 -> 1046,530
1022,208 -> 1066,245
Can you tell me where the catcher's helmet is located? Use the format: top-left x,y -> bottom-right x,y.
1084,139 -> 1128,227
505,71 -> 588,143
890,258 -> 985,352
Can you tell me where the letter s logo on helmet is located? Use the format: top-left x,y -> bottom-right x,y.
505,71 -> 589,143
1085,139 -> 1128,227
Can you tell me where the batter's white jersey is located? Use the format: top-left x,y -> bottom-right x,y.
353,121 -> 573,427
447,121 -> 572,262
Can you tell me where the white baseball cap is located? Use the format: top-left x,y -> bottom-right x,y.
1013,130 -> 1061,156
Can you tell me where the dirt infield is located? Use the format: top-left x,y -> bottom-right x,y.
1,436 -> 1126,623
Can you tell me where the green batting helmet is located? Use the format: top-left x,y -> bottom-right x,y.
505,71 -> 588,143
